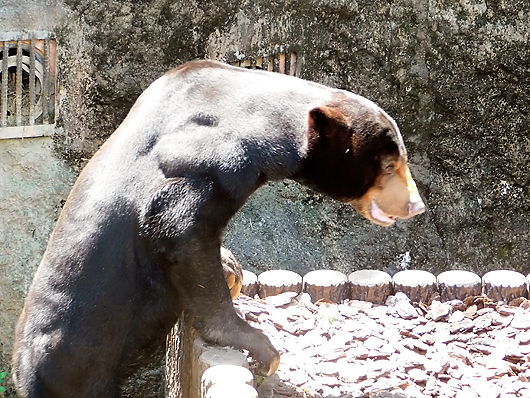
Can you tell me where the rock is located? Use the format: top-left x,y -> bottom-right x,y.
456,386 -> 479,398
515,331 -> 530,345
264,292 -> 298,307
448,311 -> 466,323
385,292 -> 411,306
472,313 -> 494,333
387,294 -> 420,320
510,314 -> 530,330
425,300 -> 451,322
449,318 -> 474,334
407,368 -> 429,384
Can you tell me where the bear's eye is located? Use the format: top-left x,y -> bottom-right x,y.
384,164 -> 394,174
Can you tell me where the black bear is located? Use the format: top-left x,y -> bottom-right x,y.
13,60 -> 424,397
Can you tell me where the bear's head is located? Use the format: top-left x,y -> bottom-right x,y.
301,93 -> 425,226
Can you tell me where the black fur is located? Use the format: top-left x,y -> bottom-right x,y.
13,60 -> 406,397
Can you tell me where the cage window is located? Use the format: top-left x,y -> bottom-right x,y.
0,36 -> 56,139
233,51 -> 301,77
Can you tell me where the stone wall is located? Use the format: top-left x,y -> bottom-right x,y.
1,0 -> 529,396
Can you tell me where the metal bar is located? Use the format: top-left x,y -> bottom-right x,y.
16,40 -> 22,126
1,41 -> 8,127
48,38 -> 55,124
29,39 -> 36,126
43,37 -> 50,124
285,53 -> 291,76
290,52 -> 297,77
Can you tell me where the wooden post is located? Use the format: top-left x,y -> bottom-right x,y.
166,314 -> 251,398
241,270 -> 259,297
258,269 -> 302,298
348,269 -> 393,304
303,270 -> 350,303
437,270 -> 482,302
393,270 -> 438,304
483,270 -> 528,303
201,365 -> 257,398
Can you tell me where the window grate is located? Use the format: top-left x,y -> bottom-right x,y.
0,36 -> 56,139
233,51 -> 300,77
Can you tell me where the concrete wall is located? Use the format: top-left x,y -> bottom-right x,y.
1,0 -> 530,396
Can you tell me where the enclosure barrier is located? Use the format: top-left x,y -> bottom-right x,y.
166,268 -> 530,397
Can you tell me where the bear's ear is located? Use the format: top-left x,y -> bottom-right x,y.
308,106 -> 350,146
308,106 -> 347,133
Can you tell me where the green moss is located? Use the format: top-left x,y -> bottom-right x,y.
478,225 -> 492,240
497,243 -> 513,260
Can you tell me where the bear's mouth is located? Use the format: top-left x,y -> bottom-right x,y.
370,199 -> 396,226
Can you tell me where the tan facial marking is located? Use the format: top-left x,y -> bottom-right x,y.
350,157 -> 425,226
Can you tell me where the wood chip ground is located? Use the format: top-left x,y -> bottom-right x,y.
233,293 -> 530,398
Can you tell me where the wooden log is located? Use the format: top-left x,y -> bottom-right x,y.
348,269 -> 393,304
258,269 -> 302,298
205,383 -> 258,398
199,344 -> 248,371
165,314 -> 249,398
201,365 -> 255,398
303,270 -> 350,303
437,270 -> 482,302
393,270 -> 437,304
166,314 -> 198,398
482,270 -> 528,303
241,270 -> 258,297
165,317 -> 184,398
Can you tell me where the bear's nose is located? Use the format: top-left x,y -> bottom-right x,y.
407,199 -> 425,217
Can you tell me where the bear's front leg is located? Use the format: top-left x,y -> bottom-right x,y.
141,177 -> 280,375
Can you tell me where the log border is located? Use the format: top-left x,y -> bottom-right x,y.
166,268 -> 530,396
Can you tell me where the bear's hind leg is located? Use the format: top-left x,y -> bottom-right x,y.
15,366 -> 121,398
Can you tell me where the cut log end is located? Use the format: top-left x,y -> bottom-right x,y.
393,270 -> 437,304
483,270 -> 528,303
241,270 -> 258,297
437,270 -> 482,302
258,269 -> 302,298
348,270 -> 393,305
303,270 -> 350,303
201,364 -> 254,387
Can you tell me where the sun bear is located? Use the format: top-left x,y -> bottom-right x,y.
13,60 -> 424,397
